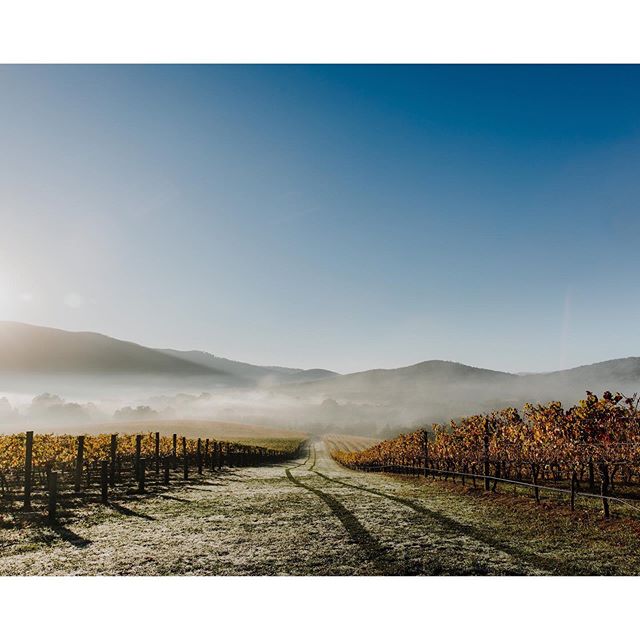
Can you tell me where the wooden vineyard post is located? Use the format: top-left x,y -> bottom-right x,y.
210,442 -> 216,471
197,438 -> 203,475
135,435 -> 142,480
138,458 -> 146,493
529,464 -> 540,504
48,471 -> 58,521
23,430 -> 34,510
422,430 -> 429,479
101,460 -> 109,503
155,432 -> 160,475
75,435 -> 85,493
205,439 -> 209,469
570,470 -> 577,511
483,422 -> 490,491
109,434 -> 117,487
163,457 -> 170,484
172,434 -> 177,470
599,462 -> 610,519
182,437 -> 188,480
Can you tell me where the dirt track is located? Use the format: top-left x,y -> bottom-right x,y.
1,441 -> 638,575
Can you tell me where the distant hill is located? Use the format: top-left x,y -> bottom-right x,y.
279,358 -> 640,427
0,322 -> 222,378
530,357 -> 640,387
157,348 -> 338,386
2,321 -> 640,431
0,322 -> 336,387
282,360 -> 515,400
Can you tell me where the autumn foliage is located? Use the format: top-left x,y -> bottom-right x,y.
332,392 -> 640,491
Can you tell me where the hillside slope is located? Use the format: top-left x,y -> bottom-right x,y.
0,322 -> 222,378
158,348 -> 338,386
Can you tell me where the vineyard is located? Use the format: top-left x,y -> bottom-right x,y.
0,430 -> 304,521
324,433 -> 381,454
332,391 -> 640,519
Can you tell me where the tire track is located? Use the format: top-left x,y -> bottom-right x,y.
310,446 -> 568,575
285,445 -> 396,574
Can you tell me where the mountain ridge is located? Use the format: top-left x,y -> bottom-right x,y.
1,321 -> 640,401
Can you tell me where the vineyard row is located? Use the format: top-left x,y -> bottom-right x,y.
0,431 -> 303,520
332,391 -> 640,519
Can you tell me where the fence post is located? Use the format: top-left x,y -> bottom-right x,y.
422,430 -> 429,478
205,439 -> 209,469
483,423 -> 490,491
109,434 -> 117,487
138,458 -> 146,493
197,438 -> 203,475
135,435 -> 142,480
155,432 -> 160,475
101,460 -> 109,503
531,464 -> 540,504
23,430 -> 34,510
599,462 -> 610,519
182,437 -> 188,480
163,457 -> 170,484
210,441 -> 216,471
48,471 -> 58,521
172,434 -> 178,470
75,435 -> 85,493
570,470 -> 577,511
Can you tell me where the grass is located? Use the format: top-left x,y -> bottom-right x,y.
2,441 -> 640,575
38,419 -> 308,444
228,437 -> 306,453
324,434 -> 381,453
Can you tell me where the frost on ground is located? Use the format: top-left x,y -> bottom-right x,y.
1,442 -> 639,575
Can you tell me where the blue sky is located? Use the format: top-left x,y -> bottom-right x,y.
1,65 -> 640,373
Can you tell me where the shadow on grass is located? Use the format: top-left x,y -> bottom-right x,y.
108,502 -> 156,521
285,468 -> 398,575
50,522 -> 92,548
312,468 -> 573,575
158,494 -> 191,503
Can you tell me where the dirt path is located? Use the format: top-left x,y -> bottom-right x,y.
1,442 -> 638,575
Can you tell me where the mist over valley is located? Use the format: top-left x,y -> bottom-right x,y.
1,321 -> 639,438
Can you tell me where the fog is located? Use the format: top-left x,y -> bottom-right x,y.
1,355 -> 639,438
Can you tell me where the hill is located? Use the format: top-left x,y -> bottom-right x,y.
2,321 -> 640,431
0,322 -> 223,377
158,348 -> 337,386
279,358 -> 640,428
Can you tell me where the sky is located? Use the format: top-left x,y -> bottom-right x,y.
1,64 -> 640,374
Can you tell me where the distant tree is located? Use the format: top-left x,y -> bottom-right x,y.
113,405 -> 159,421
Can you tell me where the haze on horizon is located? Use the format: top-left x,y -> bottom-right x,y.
1,65 -> 640,375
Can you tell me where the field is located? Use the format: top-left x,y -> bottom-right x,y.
324,433 -> 380,453
39,420 -> 307,447
2,440 -> 640,575
333,392 -> 640,520
0,421 -> 306,527
3,396 -> 640,576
